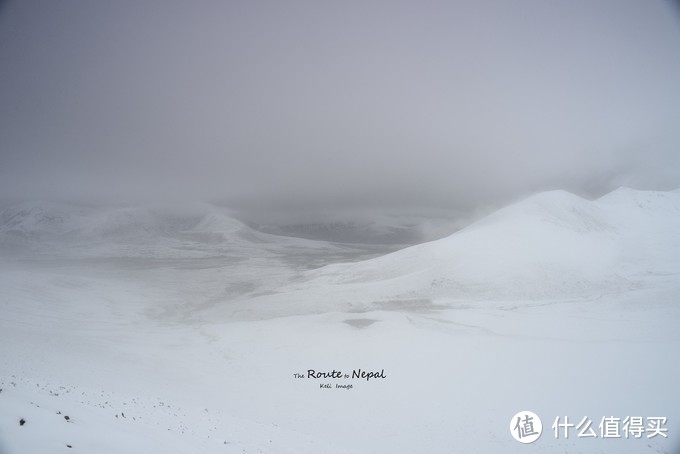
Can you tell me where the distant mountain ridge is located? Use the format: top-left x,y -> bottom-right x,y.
0,201 -> 274,258
0,201 -> 242,238
3,189 -> 679,308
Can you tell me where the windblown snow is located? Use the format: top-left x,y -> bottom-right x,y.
0,188 -> 678,453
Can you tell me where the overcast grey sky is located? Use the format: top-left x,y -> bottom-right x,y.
1,0 -> 679,208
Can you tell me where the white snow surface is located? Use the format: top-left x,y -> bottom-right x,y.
0,188 -> 678,453
219,188 -> 680,318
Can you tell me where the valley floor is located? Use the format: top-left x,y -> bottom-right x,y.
1,253 -> 678,453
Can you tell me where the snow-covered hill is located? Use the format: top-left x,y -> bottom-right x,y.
1,189 -> 678,454
217,188 -> 680,318
0,202 -> 255,248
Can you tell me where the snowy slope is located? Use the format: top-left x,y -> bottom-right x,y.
217,188 -> 680,318
1,189 -> 678,454
0,201 -> 327,259
0,202 -> 246,243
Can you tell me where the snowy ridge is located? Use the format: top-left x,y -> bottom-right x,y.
219,188 -> 680,318
0,201 -> 86,238
0,201 -> 279,257
0,202 -> 246,239
0,188 -> 678,454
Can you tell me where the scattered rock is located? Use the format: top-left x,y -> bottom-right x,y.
19,418 -> 26,426
64,415 -> 70,421
66,444 -> 72,448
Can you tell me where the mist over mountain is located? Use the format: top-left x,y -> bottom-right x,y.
212,187 -> 680,319
1,187 -> 678,453
1,0 -> 679,452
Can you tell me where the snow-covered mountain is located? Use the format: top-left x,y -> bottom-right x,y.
0,201 -> 291,258
1,188 -> 678,454
219,188 -> 680,318
0,201 -> 247,240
